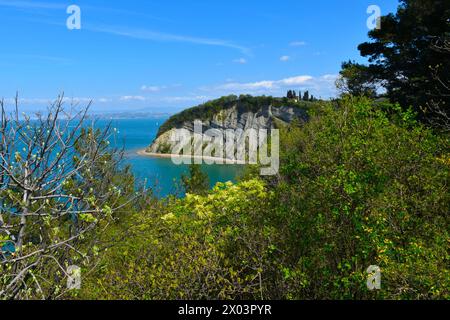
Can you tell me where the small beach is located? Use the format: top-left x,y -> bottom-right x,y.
137,149 -> 247,165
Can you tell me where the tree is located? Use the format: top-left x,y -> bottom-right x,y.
0,95 -> 139,299
181,164 -> 209,195
336,61 -> 378,97
287,90 -> 299,101
302,91 -> 309,101
357,0 -> 450,118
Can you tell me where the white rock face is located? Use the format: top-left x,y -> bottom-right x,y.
147,103 -> 307,155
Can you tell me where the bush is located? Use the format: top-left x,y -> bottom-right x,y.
275,97 -> 449,299
80,179 -> 283,299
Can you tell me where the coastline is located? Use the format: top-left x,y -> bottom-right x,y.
137,149 -> 247,165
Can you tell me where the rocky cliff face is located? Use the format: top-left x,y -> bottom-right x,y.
147,103 -> 308,154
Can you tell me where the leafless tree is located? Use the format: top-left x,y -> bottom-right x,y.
0,94 -> 139,299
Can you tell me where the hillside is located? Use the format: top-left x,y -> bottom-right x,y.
148,94 -> 315,155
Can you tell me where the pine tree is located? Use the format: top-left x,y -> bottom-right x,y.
286,90 -> 291,99
303,90 -> 309,101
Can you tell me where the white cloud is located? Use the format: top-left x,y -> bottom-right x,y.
160,95 -> 211,103
1,96 -> 104,106
279,75 -> 314,85
2,75 -> 338,113
117,94 -> 210,105
280,55 -> 290,62
290,41 -> 306,47
120,95 -> 146,101
201,74 -> 338,98
141,84 -> 181,92
97,98 -> 111,103
233,58 -> 247,64
215,75 -> 313,91
87,25 -> 252,56
64,97 -> 92,102
2,97 -> 49,105
141,85 -> 166,92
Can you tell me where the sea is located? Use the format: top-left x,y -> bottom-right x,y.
95,118 -> 244,197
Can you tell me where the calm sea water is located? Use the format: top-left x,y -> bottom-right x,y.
96,118 -> 244,197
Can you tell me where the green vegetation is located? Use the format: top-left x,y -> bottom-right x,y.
341,0 -> 450,127
273,97 -> 449,299
80,179 -> 277,299
78,97 -> 449,300
1,0 -> 448,300
3,97 -> 449,301
181,164 -> 210,195
157,94 -> 315,138
336,61 -> 377,98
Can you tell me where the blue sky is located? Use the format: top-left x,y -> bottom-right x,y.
0,0 -> 399,114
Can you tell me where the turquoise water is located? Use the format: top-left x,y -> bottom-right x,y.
97,118 -> 244,197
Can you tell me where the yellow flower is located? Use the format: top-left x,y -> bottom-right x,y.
161,213 -> 175,221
